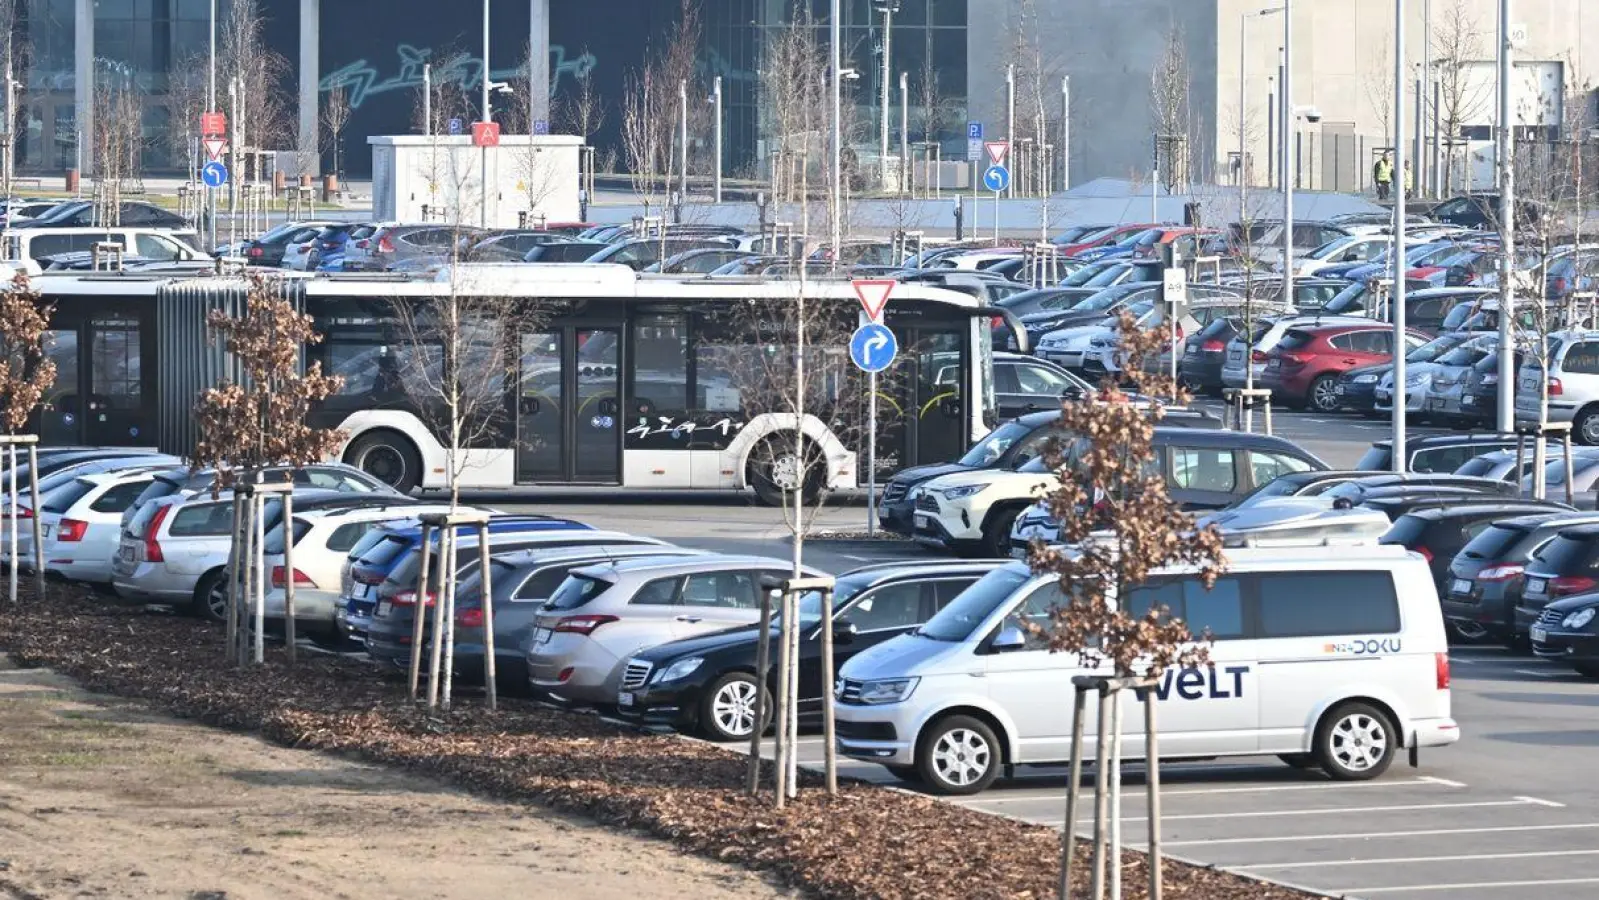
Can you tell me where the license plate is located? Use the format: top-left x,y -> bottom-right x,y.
617,691 -> 635,707
375,600 -> 391,617
1521,378 -> 1537,391
1335,385 -> 1345,395
1229,350 -> 1242,362
1531,625 -> 1548,642
1462,395 -> 1475,405
1527,578 -> 1546,594
1452,578 -> 1472,595
41,524 -> 51,537
915,513 -> 933,529
1427,398 -> 1447,410
531,627 -> 552,645
351,583 -> 371,599
119,543 -> 136,562
1266,359 -> 1280,369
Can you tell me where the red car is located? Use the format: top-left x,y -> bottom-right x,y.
1058,223 -> 1160,256
1259,322 -> 1428,412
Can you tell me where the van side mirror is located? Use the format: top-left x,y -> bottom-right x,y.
990,625 -> 1027,653
832,617 -> 858,645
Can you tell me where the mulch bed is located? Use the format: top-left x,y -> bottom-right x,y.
0,585 -> 1317,899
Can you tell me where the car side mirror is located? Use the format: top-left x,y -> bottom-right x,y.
990,625 -> 1027,653
832,617 -> 858,645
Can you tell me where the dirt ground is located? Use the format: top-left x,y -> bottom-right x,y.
0,655 -> 796,900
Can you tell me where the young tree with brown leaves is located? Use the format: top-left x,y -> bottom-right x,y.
190,277 -> 345,664
1027,314 -> 1226,900
0,273 -> 54,603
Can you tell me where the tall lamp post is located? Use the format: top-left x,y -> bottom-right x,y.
1239,7 -> 1285,195
1280,0 -> 1293,323
1391,0 -> 1409,471
875,1 -> 899,192
830,0 -> 842,270
1496,0 -> 1516,435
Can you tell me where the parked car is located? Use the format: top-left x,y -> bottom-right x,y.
524,239 -> 611,263
118,462 -> 398,532
6,227 -> 203,268
1380,501 -> 1576,595
1321,473 -> 1520,505
993,353 -> 1091,419
38,466 -> 183,586
1356,434 -> 1522,474
241,219 -> 339,267
1428,193 -> 1540,230
440,545 -> 709,690
295,223 -> 361,272
355,224 -> 485,271
10,199 -> 191,231
652,247 -> 754,274
1515,329 -> 1599,444
1374,334 -> 1497,419
1335,332 -> 1475,416
525,555 -> 826,706
585,237 -> 733,271
1516,523 -> 1599,643
1441,511 -> 1599,646
613,560 -> 1004,741
1457,348 -> 1523,425
1359,488 -> 1557,522
1454,446 -> 1599,484
1230,470 -> 1380,507
1220,315 -> 1373,393
1260,322 -> 1427,411
1529,592 -> 1599,677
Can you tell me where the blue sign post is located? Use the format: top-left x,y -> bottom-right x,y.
967,121 -> 983,139
201,161 -> 228,188
966,121 -> 983,162
982,164 -> 1010,193
447,117 -> 463,135
849,323 -> 898,374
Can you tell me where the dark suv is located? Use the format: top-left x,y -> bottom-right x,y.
1516,523 -> 1599,642
1442,512 -> 1599,645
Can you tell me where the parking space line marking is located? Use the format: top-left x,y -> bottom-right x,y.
955,777 -> 1452,805
1417,776 -> 1466,787
1514,669 -> 1565,677
1166,822 -> 1599,847
1080,798 -> 1537,824
1515,795 -> 1566,807
1351,877 -> 1599,894
1233,848 -> 1599,871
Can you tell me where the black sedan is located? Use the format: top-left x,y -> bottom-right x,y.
1179,316 -> 1240,395
612,561 -> 1002,742
1530,593 -> 1599,678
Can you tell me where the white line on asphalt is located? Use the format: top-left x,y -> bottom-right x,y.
954,777 -> 1454,805
1516,795 -> 1567,807
1233,848 -> 1599,871
1165,822 -> 1599,847
1351,877 -> 1599,894
1514,669 -> 1565,677
1417,775 -> 1467,787
1076,798 -> 1539,824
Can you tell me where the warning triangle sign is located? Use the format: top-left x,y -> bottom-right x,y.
984,141 -> 1009,166
203,138 -> 228,161
852,278 -> 895,322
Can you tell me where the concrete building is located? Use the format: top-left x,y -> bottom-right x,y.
968,0 -> 1599,196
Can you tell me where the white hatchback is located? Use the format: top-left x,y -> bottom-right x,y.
41,468 -> 178,585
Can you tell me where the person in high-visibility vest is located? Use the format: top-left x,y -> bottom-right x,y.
1373,153 -> 1394,201
1403,161 -> 1413,195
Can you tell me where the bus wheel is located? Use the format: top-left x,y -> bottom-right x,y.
346,431 -> 422,494
751,439 -> 821,507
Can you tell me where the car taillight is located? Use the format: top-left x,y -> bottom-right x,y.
990,315 -> 1005,330
377,235 -> 394,253
1413,545 -> 1434,563
1251,350 -> 1267,362
1202,339 -> 1225,352
1476,563 -> 1524,582
1548,378 -> 1563,396
248,246 -> 263,257
456,607 -> 484,628
57,518 -> 88,542
270,566 -> 315,588
354,239 -> 369,249
7,505 -> 31,519
144,505 -> 169,563
1551,575 -> 1596,596
552,614 -> 618,635
392,589 -> 437,607
1436,652 -> 1450,690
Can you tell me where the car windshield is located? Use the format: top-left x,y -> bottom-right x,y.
1437,344 -> 1491,366
958,420 -> 1034,466
1062,262 -> 1114,286
1531,533 -> 1599,572
1080,265 -> 1131,288
914,567 -> 1032,642
1075,284 -> 1145,311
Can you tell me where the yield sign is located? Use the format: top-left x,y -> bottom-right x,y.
852,278 -> 895,323
203,138 -> 228,161
984,140 -> 1010,166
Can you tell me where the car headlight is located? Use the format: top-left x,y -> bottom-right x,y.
1482,374 -> 1499,385
1354,373 -> 1378,384
1089,336 -> 1117,349
940,483 -> 989,500
655,656 -> 703,683
1563,608 -> 1597,630
855,677 -> 920,705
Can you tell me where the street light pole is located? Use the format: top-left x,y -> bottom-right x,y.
830,0 -> 842,267
1280,0 -> 1293,318
1239,8 -> 1284,195
1005,64 -> 1015,198
713,75 -> 723,204
1496,0 -> 1515,435
1061,75 -> 1070,191
679,79 -> 689,202
1421,0 -> 1432,197
481,0 -> 491,228
878,2 -> 895,191
1392,0 -> 1409,472
898,71 -> 908,196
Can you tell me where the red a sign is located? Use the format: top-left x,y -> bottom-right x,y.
201,111 -> 226,137
471,121 -> 501,148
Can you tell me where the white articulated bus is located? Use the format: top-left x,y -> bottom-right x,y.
28,264 -> 1018,502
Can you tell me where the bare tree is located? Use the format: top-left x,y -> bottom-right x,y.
221,0 -> 294,161
1431,0 -> 1492,196
0,272 -> 53,604
622,0 -> 701,225
1363,33 -> 1396,158
91,66 -> 145,219
164,55 -> 209,180
1027,317 -> 1226,900
410,51 -> 476,220
554,46 -> 606,144
321,85 -> 351,180
1150,22 -> 1193,194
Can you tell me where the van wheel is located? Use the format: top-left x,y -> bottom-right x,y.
1315,702 -> 1397,781
980,507 -> 1022,558
918,715 -> 1001,795
697,673 -> 771,742
344,430 -> 422,494
1277,753 -> 1320,770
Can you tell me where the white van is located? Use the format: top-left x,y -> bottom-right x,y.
834,545 -> 1458,794
5,227 -> 203,268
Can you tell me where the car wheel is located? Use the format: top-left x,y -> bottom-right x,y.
1277,753 -> 1319,770
1573,662 -> 1599,679
1315,702 -> 1397,781
980,507 -> 1022,558
698,673 -> 771,742
344,430 -> 422,494
1576,406 -> 1599,446
917,714 -> 1001,795
191,568 -> 228,623
1308,375 -> 1340,413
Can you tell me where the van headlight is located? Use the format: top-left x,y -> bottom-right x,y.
1563,608 -> 1597,630
655,657 -> 703,683
940,484 -> 989,500
856,677 -> 920,705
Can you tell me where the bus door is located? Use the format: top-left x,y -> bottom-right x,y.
515,327 -> 622,483
873,324 -> 967,477
36,310 -> 152,448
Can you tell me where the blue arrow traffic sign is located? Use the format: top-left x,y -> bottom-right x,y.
201,161 -> 228,188
982,164 -> 1010,193
849,323 -> 898,374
